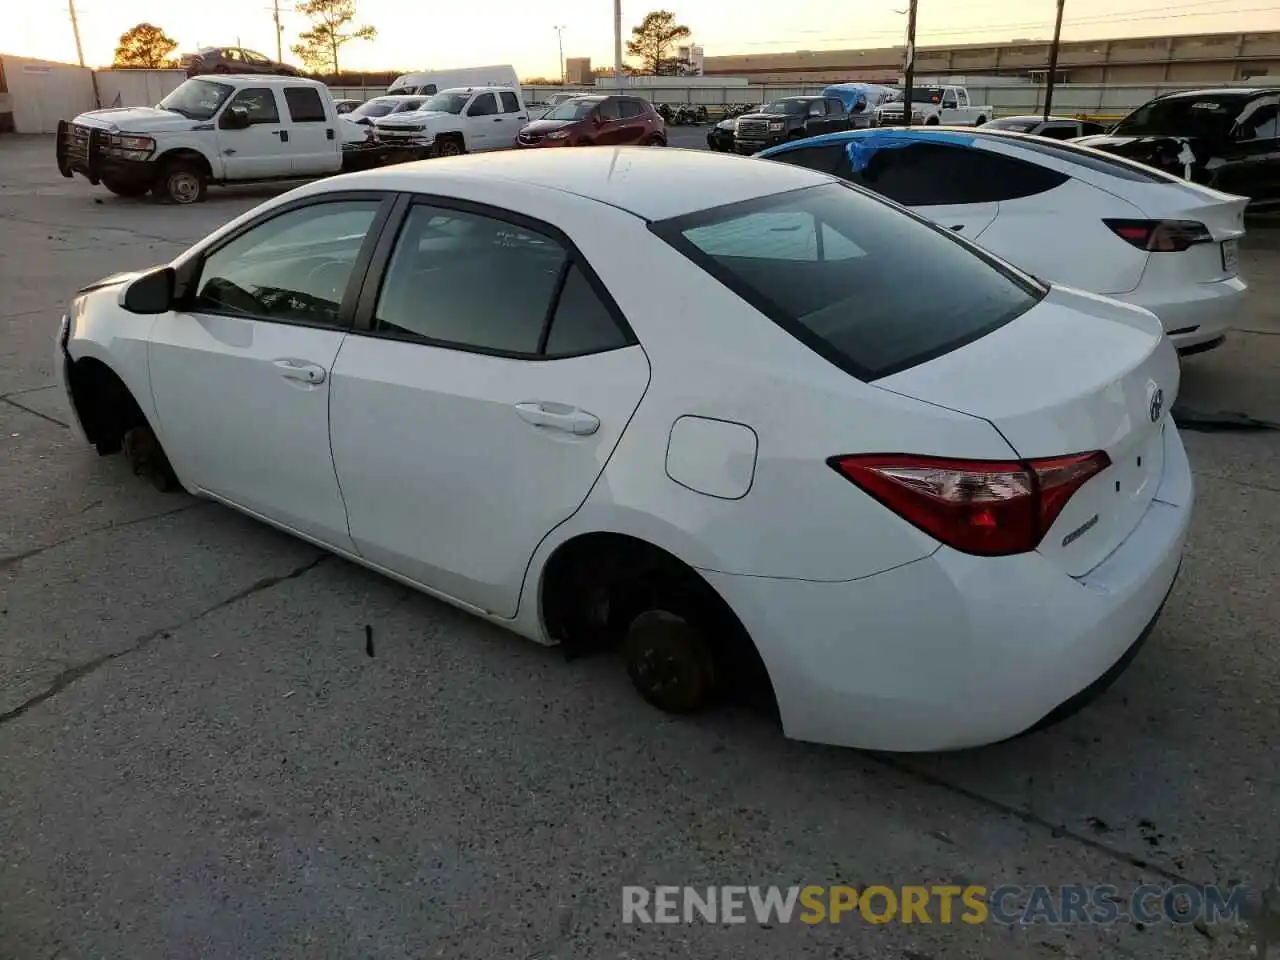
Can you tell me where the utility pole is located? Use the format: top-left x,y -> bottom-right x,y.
274,0 -> 284,63
902,0 -> 918,127
1043,0 -> 1066,120
614,0 -> 624,88
554,25 -> 566,84
68,0 -> 86,67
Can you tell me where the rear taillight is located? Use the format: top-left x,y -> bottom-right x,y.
1103,218 -> 1212,252
829,452 -> 1111,556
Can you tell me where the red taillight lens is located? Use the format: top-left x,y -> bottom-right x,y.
829,452 -> 1111,556
1103,218 -> 1212,252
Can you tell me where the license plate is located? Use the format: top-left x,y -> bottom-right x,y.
1222,239 -> 1238,275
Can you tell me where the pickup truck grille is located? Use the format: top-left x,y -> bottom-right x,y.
736,119 -> 770,138
61,122 -> 92,165
377,124 -> 422,134
55,120 -> 107,180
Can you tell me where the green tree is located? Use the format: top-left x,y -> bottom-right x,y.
626,10 -> 691,76
290,0 -> 377,75
112,22 -> 178,69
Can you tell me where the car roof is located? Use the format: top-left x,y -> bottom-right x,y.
1155,87 -> 1269,99
334,148 -> 830,222
372,94 -> 427,101
438,85 -> 514,93
197,74 -> 314,87
990,115 -> 1080,123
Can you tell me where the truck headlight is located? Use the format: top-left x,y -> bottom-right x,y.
105,133 -> 156,160
769,121 -> 785,131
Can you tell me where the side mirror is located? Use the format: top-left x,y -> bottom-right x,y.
120,266 -> 176,315
221,106 -> 251,130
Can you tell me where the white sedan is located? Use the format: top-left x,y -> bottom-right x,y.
56,149 -> 1193,752
758,128 -> 1248,355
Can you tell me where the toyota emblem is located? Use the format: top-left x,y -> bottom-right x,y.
1149,386 -> 1164,423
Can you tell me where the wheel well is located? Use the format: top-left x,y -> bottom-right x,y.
67,357 -> 148,455
540,532 -> 777,712
155,149 -> 212,178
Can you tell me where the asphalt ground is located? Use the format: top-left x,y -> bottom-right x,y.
2,133 -> 1279,959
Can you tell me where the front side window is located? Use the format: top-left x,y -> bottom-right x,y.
373,205 -> 628,357
158,79 -> 234,121
651,183 -> 1043,381
226,87 -> 279,125
467,93 -> 499,117
1230,96 -> 1279,143
192,201 -> 381,327
808,101 -> 825,117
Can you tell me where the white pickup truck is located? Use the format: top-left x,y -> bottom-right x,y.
56,75 -> 419,204
874,85 -> 992,126
371,86 -> 531,156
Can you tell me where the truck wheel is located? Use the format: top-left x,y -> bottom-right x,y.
154,161 -> 208,204
976,115 -> 988,125
102,178 -> 149,198
434,137 -> 465,157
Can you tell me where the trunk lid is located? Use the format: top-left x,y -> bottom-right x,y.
873,285 -> 1180,575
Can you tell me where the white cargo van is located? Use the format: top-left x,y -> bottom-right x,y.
387,65 -> 519,96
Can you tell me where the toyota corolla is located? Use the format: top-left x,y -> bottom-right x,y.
55,149 -> 1192,752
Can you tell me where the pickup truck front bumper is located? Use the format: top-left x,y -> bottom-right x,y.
56,120 -> 156,188
734,135 -> 787,154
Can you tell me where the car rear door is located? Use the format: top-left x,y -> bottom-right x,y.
149,194 -> 392,550
327,198 -> 650,618
824,98 -> 849,132
493,90 -> 527,148
282,85 -> 337,174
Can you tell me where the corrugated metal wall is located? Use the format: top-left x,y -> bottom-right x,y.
0,56 -> 95,134
94,70 -> 187,110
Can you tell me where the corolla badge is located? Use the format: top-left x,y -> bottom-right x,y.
1148,383 -> 1165,423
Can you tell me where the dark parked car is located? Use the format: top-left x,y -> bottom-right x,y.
981,116 -> 1108,139
180,47 -> 300,77
517,95 -> 666,148
1074,88 -> 1280,207
733,96 -> 850,154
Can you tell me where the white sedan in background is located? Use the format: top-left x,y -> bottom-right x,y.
56,149 -> 1192,752
759,127 -> 1248,355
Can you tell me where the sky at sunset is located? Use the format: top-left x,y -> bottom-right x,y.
6,0 -> 1277,78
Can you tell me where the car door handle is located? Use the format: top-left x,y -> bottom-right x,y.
278,130 -> 290,142
514,402 -> 599,436
273,359 -> 326,384
492,117 -> 504,122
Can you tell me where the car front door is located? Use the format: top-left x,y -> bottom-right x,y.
493,90 -> 527,148
1217,94 -> 1280,203
148,195 -> 392,550
463,92 -> 499,150
328,199 -> 650,617
592,98 -> 626,144
282,85 -> 336,174
217,86 -> 293,177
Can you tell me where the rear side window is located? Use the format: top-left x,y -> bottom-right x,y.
825,99 -> 846,116
467,93 -> 498,117
982,134 -> 1183,183
421,84 -> 438,95
284,86 -> 326,122
845,143 -> 1068,205
651,183 -> 1043,381
1038,123 -> 1078,140
618,99 -> 645,118
499,91 -> 521,113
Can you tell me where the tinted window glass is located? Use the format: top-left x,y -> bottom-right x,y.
618,99 -> 644,118
1231,96 -> 1279,143
544,266 -> 629,356
500,91 -> 521,113
979,134 -> 1182,183
984,118 -> 1039,132
467,93 -> 498,117
226,87 -> 279,124
768,145 -> 844,174
808,100 -> 826,117
284,86 -> 326,122
421,83 -> 438,95
194,201 -> 380,327
651,183 -> 1042,381
374,205 -> 568,354
1114,94 -> 1250,138
598,99 -> 621,120
825,99 -> 846,116
849,143 -> 1068,205
1038,123 -> 1078,140
1080,121 -> 1106,135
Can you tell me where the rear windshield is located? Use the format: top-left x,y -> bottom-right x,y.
650,183 -> 1044,381
1113,94 -> 1250,139
984,118 -> 1038,132
973,132 -> 1183,184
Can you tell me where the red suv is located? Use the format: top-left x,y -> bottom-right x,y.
517,95 -> 666,148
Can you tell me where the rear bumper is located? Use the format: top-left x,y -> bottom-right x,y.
703,423 -> 1194,752
1115,275 -> 1245,352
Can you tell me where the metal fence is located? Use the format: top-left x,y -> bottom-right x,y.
331,78 -> 1279,123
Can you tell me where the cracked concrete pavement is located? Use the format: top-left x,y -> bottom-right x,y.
2,134 -> 1279,959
